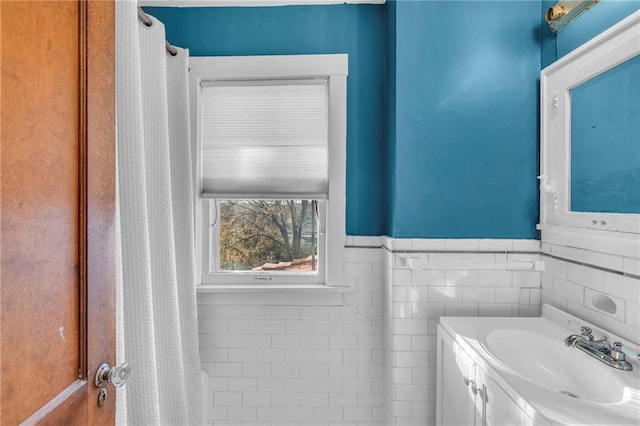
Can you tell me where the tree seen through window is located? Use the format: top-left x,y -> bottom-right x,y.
219,200 -> 318,272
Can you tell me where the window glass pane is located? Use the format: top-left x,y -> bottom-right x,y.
218,200 -> 319,273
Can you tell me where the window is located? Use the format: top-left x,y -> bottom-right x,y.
189,54 -> 348,286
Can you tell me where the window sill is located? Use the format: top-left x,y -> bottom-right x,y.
196,284 -> 349,306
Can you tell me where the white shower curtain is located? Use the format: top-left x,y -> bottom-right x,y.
115,1 -> 202,424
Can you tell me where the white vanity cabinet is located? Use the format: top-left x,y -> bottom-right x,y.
435,308 -> 639,425
483,375 -> 535,426
436,326 -> 478,425
436,324 -> 536,426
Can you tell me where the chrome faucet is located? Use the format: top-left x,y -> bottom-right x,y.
564,326 -> 633,371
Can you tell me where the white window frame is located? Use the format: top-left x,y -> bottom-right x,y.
540,10 -> 640,257
190,54 -> 348,287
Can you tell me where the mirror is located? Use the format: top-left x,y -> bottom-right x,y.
541,10 -> 640,239
570,53 -> 640,214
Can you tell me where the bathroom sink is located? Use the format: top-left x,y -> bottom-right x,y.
485,328 -> 626,404
440,306 -> 640,425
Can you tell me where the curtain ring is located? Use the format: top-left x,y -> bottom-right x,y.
137,6 -> 153,27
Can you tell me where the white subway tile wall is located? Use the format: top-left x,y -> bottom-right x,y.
199,238 -> 544,425
541,242 -> 640,344
383,242 -> 542,426
199,244 -> 385,426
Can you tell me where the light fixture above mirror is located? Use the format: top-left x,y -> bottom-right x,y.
545,0 -> 600,32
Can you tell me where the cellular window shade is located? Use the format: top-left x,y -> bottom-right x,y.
200,81 -> 329,199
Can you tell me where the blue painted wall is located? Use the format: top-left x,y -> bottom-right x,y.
387,1 -> 541,238
386,1 -> 398,238
145,5 -> 387,236
148,2 -> 543,239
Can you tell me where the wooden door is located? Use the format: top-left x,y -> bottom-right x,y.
1,1 -> 115,424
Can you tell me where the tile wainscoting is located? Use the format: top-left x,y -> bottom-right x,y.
541,241 -> 640,344
198,238 -> 385,426
197,237 -> 544,426
382,238 -> 541,426
198,237 -> 640,425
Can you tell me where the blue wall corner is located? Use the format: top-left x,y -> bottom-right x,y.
540,0 -> 558,68
385,0 -> 398,237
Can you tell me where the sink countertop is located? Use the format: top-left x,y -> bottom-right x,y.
439,305 -> 640,426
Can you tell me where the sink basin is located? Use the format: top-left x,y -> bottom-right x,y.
485,328 -> 627,404
440,306 -> 640,425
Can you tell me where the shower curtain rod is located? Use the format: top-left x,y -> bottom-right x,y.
137,6 -> 178,56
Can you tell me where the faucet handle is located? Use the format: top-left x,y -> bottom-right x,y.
611,342 -> 626,361
580,326 -> 594,341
